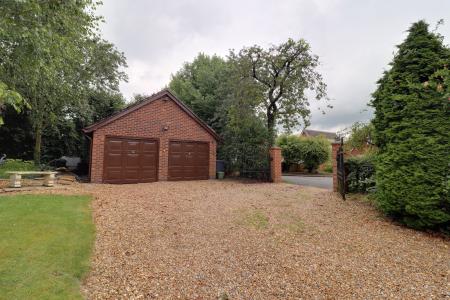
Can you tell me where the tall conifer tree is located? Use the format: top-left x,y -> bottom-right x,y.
371,20 -> 450,230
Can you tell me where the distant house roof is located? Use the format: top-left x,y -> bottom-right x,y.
301,129 -> 337,141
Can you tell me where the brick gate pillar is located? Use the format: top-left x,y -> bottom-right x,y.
270,147 -> 282,183
331,142 -> 340,192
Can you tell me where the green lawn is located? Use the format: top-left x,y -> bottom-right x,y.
0,194 -> 94,299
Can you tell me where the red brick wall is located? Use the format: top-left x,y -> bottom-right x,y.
90,96 -> 217,183
270,147 -> 282,183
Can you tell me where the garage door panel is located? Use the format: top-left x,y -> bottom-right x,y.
142,141 -> 158,152
141,168 -> 157,181
106,153 -> 122,167
124,153 -> 140,167
105,169 -> 122,180
168,166 -> 184,180
195,143 -> 209,166
141,149 -> 157,182
169,153 -> 184,166
170,142 -> 183,152
185,153 -> 195,165
196,152 -> 209,165
196,142 -> 208,151
196,166 -> 209,178
107,140 -> 122,152
184,142 -> 196,151
123,169 -> 140,181
183,166 -> 196,179
168,141 -> 209,181
125,141 -> 140,151
141,153 -> 157,166
103,137 -> 158,184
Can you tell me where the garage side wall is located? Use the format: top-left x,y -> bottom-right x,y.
90,97 -> 217,183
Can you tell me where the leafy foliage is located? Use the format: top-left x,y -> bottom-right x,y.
39,90 -> 126,161
169,53 -> 270,173
345,122 -> 375,152
128,93 -> 151,106
170,53 -> 232,134
220,80 -> 270,173
0,159 -> 37,178
276,135 -> 303,165
297,137 -> 329,172
345,155 -> 376,193
229,39 -> 328,144
0,106 -> 34,159
0,1 -> 127,164
0,82 -> 29,126
169,40 -> 328,173
322,161 -> 333,173
277,135 -> 329,172
370,20 -> 450,230
0,90 -> 126,163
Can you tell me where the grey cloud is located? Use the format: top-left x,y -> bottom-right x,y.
98,0 -> 450,132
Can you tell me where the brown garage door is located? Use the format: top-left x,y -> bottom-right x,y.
168,141 -> 209,181
103,137 -> 158,183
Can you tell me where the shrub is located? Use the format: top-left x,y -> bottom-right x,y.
277,135 -> 329,173
0,159 -> 37,178
276,135 -> 303,166
345,154 -> 376,193
298,137 -> 329,173
322,161 -> 333,173
220,107 -> 270,174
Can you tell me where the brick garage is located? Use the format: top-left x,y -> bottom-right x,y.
83,89 -> 219,183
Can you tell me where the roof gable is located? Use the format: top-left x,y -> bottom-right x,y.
302,129 -> 337,140
82,89 -> 220,140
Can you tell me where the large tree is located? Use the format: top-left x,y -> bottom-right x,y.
0,1 -> 127,164
169,41 -> 328,173
169,53 -> 232,134
371,20 -> 450,230
0,90 -> 125,161
220,73 -> 270,173
229,38 -> 328,144
41,90 -> 126,161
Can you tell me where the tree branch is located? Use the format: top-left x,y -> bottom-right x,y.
250,53 -> 273,88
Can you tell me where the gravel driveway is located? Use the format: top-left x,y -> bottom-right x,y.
80,180 -> 449,299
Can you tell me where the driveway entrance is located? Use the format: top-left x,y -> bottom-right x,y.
282,174 -> 332,189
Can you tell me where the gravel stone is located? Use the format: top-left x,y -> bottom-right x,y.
8,180 -> 449,298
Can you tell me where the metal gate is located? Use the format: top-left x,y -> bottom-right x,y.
239,145 -> 270,181
336,137 -> 346,200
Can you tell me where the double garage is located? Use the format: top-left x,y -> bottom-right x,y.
83,90 -> 219,184
102,138 -> 209,183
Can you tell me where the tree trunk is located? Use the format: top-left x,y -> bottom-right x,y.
33,121 -> 42,166
267,109 -> 276,146
267,90 -> 277,146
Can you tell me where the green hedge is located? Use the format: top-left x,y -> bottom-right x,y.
0,159 -> 37,178
276,135 -> 329,173
345,155 -> 376,193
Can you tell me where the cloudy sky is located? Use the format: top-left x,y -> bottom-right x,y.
98,0 -> 450,133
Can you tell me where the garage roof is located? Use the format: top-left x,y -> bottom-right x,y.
82,89 -> 220,140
